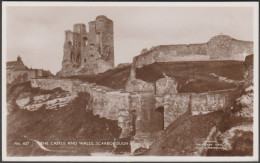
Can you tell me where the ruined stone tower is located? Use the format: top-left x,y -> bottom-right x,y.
57,15 -> 114,76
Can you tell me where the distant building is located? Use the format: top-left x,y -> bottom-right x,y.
6,56 -> 54,85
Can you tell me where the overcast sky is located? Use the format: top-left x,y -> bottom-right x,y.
6,6 -> 254,74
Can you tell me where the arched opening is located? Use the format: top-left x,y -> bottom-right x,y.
83,37 -> 88,46
75,52 -> 81,64
84,58 -> 87,63
152,107 -> 164,131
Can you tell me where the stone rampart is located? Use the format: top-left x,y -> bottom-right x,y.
155,88 -> 238,129
133,35 -> 253,69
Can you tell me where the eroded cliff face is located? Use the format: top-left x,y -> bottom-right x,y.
16,91 -> 77,111
234,54 -> 253,118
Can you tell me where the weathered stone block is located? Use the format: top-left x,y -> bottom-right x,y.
156,77 -> 178,96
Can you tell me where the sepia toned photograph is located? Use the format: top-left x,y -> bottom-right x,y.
2,2 -> 259,162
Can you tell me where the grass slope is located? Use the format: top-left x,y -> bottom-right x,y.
136,61 -> 245,93
145,110 -> 252,156
61,65 -> 131,89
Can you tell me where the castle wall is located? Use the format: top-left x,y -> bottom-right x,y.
73,24 -> 86,34
230,40 -> 253,60
155,88 -> 238,129
131,93 -> 155,133
133,35 -> 253,69
31,78 -> 157,137
30,78 -> 239,138
191,89 -> 238,115
134,48 -> 210,69
155,77 -> 178,96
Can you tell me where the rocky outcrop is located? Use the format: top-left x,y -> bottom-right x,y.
16,92 -> 77,111
219,124 -> 253,152
244,54 -> 253,89
116,63 -> 131,69
234,54 -> 253,118
130,131 -> 163,154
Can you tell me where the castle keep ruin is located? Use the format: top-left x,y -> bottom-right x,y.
57,15 -> 114,76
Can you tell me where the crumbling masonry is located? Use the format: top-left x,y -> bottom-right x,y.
57,15 -> 114,76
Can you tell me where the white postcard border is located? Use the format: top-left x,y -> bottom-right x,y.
2,1 -> 259,162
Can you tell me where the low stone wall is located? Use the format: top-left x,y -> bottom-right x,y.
156,88 -> 238,129
191,89 -> 238,115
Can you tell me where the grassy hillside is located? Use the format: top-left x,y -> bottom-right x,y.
145,110 -> 252,156
61,65 -> 131,89
136,61 -> 245,93
7,83 -> 122,156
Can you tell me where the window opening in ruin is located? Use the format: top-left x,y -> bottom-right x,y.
84,59 -> 86,63
76,53 -> 81,64
83,37 -> 88,46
